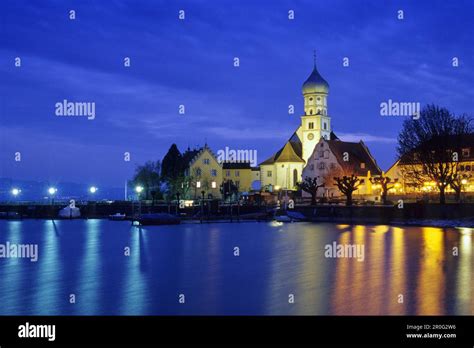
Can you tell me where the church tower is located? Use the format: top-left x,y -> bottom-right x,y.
300,54 -> 331,163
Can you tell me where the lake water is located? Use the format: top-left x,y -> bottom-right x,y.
0,220 -> 472,315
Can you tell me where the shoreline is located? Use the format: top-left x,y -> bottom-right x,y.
1,216 -> 472,229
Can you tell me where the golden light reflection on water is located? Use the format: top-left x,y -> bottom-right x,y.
336,224 -> 350,230
416,227 -> 445,315
456,231 -> 472,314
329,225 -> 472,315
388,227 -> 406,314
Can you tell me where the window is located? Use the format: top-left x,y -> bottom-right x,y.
360,163 -> 366,169
235,181 -> 240,188
196,181 -> 201,188
323,122 -> 327,130
211,169 -> 217,177
466,165 -> 471,171
309,97 -> 313,101
317,97 -> 321,101
462,148 -> 470,158
310,164 -> 314,171
324,150 -> 329,159
211,181 -> 217,189
226,170 -> 230,177
310,109 -> 313,115
460,165 -> 465,171
319,151 -> 324,158
319,162 -> 325,170
267,171 -> 272,177
235,170 -> 240,177
309,122 -> 314,129
196,168 -> 202,177
330,163 -> 336,170
293,169 -> 298,187
203,158 -> 210,165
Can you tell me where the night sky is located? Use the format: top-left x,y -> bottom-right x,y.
1,0 -> 473,187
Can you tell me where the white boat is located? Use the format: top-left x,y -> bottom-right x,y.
58,206 -> 81,219
275,215 -> 292,223
109,213 -> 126,221
274,211 -> 307,223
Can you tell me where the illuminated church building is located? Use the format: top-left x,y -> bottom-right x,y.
260,58 -> 335,190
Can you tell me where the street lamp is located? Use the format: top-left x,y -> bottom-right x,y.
48,187 -> 57,205
11,188 -> 21,196
89,186 -> 98,194
135,185 -> 144,215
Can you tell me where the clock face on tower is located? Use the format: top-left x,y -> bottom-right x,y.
307,133 -> 314,140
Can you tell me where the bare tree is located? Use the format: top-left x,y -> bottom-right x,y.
370,174 -> 395,205
327,165 -> 362,206
397,105 -> 472,204
297,176 -> 324,205
449,171 -> 472,202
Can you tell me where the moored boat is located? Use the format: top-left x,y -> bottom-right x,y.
109,213 -> 126,221
134,213 -> 180,226
58,206 -> 81,219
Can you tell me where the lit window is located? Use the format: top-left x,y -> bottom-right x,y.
361,163 -> 366,169
462,148 -> 470,158
196,181 -> 201,188
211,181 -> 217,189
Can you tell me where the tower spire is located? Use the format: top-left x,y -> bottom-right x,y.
313,50 -> 317,68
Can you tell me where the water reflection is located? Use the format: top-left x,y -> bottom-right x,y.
0,220 -> 472,315
77,219 -> 101,314
456,230 -> 472,314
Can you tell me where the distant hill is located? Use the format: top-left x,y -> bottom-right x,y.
0,178 -> 124,202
